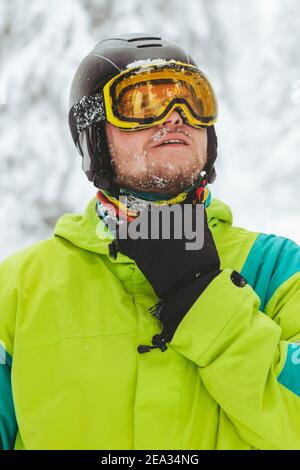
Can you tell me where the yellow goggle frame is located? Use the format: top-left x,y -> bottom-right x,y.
103,60 -> 218,131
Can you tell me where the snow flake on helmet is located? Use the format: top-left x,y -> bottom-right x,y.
72,93 -> 105,134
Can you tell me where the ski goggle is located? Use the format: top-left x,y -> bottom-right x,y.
102,60 -> 218,130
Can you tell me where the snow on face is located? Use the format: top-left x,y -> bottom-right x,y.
105,121 -> 208,195
150,127 -> 193,142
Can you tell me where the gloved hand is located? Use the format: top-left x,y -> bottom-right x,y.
108,202 -> 221,352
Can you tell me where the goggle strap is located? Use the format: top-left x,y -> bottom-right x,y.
69,91 -> 106,141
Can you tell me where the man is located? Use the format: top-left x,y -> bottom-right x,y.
1,33 -> 300,450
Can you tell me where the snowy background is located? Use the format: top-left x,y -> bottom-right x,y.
0,0 -> 300,261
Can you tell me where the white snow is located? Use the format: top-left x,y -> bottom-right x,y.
0,80 -> 6,105
126,58 -> 177,69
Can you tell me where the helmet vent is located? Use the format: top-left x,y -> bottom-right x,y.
127,36 -> 161,42
136,44 -> 162,48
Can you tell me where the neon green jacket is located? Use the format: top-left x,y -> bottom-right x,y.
1,192 -> 300,450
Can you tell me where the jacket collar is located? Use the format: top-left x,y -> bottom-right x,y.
54,187 -> 233,262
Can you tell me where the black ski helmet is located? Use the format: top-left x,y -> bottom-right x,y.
68,33 -> 218,194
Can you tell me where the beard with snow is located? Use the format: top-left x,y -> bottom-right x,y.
109,127 -> 207,195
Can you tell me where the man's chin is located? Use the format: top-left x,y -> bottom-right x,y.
114,169 -> 202,195
119,179 -> 191,195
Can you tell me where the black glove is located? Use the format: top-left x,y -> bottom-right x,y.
109,203 -> 221,352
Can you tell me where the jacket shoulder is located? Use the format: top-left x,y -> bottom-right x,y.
0,236 -> 77,280
241,232 -> 300,311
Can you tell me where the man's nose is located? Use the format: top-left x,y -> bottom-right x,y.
159,109 -> 183,128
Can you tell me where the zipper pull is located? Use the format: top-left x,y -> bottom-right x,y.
152,334 -> 168,352
137,334 -> 168,354
137,344 -> 159,354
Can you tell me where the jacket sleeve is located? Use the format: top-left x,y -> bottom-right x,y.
169,267 -> 300,450
0,258 -> 18,450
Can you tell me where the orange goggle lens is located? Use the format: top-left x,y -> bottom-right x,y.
104,62 -> 218,129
